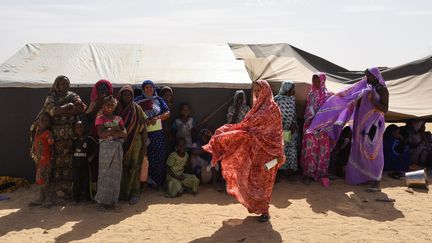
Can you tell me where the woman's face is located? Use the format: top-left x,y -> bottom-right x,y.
312,75 -> 321,89
97,84 -> 110,100
285,86 -> 295,96
57,79 -> 70,94
253,83 -> 261,99
365,70 -> 378,85
121,90 -> 133,104
143,84 -> 154,97
162,91 -> 173,103
236,93 -> 244,106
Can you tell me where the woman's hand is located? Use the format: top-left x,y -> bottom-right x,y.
277,156 -> 284,164
150,117 -> 157,125
146,117 -> 157,126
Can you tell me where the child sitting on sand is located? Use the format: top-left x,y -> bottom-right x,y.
166,138 -> 200,197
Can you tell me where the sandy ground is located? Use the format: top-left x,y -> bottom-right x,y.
1,175 -> 431,243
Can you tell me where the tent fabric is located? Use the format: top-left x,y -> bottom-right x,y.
0,43 -> 252,89
229,43 -> 432,120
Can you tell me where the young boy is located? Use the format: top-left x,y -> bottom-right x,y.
166,138 -> 200,197
72,121 -> 98,203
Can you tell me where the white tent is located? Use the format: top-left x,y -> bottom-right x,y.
0,43 -> 252,89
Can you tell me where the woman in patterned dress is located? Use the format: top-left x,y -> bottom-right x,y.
203,80 -> 285,222
274,81 -> 299,175
300,73 -> 332,184
30,75 -> 86,199
134,80 -> 170,188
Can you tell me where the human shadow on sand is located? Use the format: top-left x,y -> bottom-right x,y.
0,184 -> 237,242
270,175 -> 406,222
189,217 -> 282,243
0,175 -> 406,242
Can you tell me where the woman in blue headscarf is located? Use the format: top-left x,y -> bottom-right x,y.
135,80 -> 170,188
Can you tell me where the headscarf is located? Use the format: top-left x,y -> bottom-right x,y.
304,73 -> 332,126
158,86 -> 174,111
274,81 -> 296,130
159,86 -> 173,98
368,67 -> 386,86
86,79 -> 113,114
212,80 -> 285,161
134,80 -> 169,118
307,67 -> 387,142
312,72 -> 332,107
202,80 -> 285,214
227,90 -> 250,124
90,79 -> 113,102
116,85 -> 146,159
29,75 -> 84,156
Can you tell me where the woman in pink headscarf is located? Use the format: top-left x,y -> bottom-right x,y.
203,80 -> 285,222
85,79 -> 114,185
300,73 -> 333,184
308,67 -> 389,190
86,79 -> 114,138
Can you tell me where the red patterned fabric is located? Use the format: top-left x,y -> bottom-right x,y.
203,80 -> 285,214
300,73 -> 333,181
33,130 -> 54,185
90,79 -> 113,102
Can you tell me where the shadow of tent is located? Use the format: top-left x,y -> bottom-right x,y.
189,217 -> 282,243
0,176 -> 407,242
0,185 -> 237,242
0,199 -> 149,243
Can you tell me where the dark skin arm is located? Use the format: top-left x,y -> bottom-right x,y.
167,167 -> 185,181
140,125 -> 148,156
146,111 -> 170,126
111,125 -> 127,138
370,85 -> 389,113
54,96 -> 86,116
53,103 -> 74,116
88,99 -> 104,118
97,125 -> 127,139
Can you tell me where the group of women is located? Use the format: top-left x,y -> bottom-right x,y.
30,77 -> 172,206
30,67 -> 391,221
204,67 -> 389,222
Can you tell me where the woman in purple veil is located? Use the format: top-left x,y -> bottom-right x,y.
307,67 -> 389,190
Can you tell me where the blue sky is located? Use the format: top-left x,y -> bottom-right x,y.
0,0 -> 431,69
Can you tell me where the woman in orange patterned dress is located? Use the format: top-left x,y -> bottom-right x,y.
203,80 -> 285,222
30,112 -> 54,207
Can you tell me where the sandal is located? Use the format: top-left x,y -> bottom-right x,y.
365,187 -> 381,193
129,196 -> 140,205
258,214 -> 270,223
